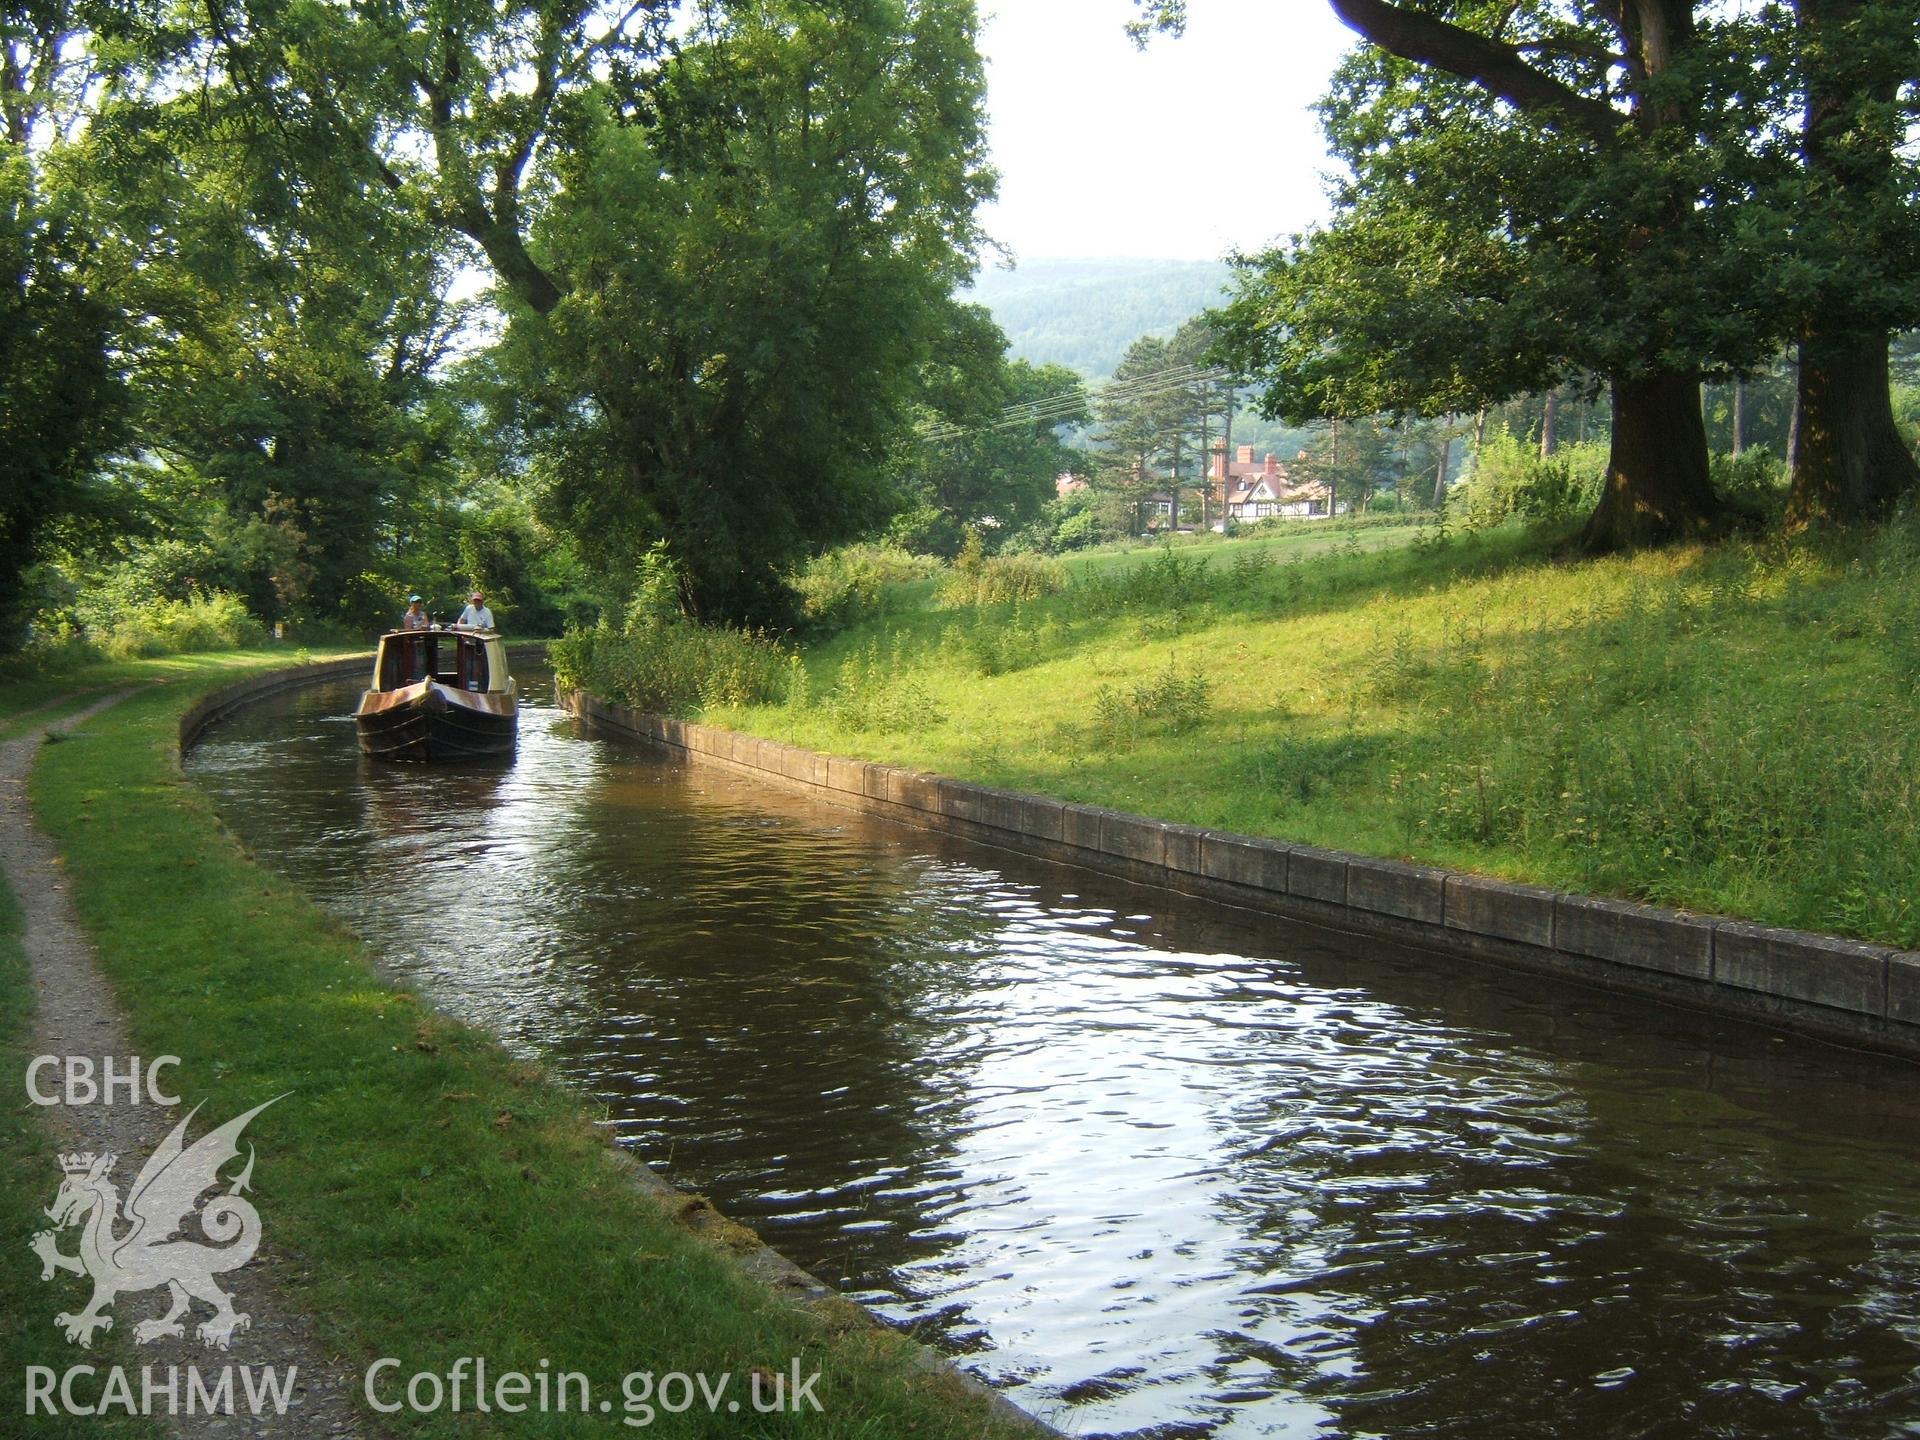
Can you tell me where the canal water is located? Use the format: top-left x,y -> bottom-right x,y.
185,672 -> 1920,1439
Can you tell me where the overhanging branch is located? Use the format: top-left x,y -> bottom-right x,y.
1329,0 -> 1627,145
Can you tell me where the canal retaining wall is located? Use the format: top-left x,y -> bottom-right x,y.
562,689 -> 1920,1064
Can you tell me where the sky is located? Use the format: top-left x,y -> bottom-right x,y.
973,1 -> 1357,264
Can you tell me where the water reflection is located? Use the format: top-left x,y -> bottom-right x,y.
187,675 -> 1920,1438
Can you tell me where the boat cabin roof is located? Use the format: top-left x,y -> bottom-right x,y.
371,628 -> 512,695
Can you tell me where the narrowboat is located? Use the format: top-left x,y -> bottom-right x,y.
353,628 -> 518,762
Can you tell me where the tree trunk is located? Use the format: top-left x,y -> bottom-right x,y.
1730,377 -> 1745,457
1539,390 -> 1560,458
1580,370 -> 1726,551
1432,427 -> 1451,507
1783,0 -> 1919,524
1787,328 -> 1919,525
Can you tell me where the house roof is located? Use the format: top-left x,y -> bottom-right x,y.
1224,471 -> 1329,506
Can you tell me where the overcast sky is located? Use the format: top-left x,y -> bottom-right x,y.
974,2 -> 1358,264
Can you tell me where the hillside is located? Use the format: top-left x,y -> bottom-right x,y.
963,256 -> 1312,459
964,257 -> 1233,378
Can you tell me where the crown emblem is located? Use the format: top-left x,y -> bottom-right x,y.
58,1152 -> 100,1174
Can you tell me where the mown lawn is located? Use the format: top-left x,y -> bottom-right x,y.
705,517 -> 1920,947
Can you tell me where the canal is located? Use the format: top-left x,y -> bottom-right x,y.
185,670 -> 1920,1438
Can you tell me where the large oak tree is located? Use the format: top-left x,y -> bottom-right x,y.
1141,1 -> 1920,547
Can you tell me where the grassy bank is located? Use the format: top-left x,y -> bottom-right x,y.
20,653 -> 1046,1437
652,517 -> 1920,949
0,647 -> 337,739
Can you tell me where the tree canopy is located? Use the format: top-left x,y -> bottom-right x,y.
1142,1 -> 1920,547
0,0 -> 1007,643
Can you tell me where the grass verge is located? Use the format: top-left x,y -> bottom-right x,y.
611,517 -> 1920,949
24,653 -> 1046,1437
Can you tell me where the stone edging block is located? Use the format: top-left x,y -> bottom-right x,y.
1444,874 -> 1557,949
1712,921 -> 1890,1017
1891,954 -> 1920,1026
1555,895 -> 1713,980
1347,855 -> 1445,925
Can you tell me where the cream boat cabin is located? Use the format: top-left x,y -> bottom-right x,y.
353,629 -> 518,762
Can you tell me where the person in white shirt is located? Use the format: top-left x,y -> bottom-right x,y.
455,591 -> 495,630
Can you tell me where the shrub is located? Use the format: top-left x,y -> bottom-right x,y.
1711,449 -> 1788,519
550,620 -> 792,715
624,541 -> 684,631
93,591 -> 264,660
819,634 -> 944,731
946,605 -> 1050,677
793,544 -> 942,633
1455,428 -> 1604,528
1088,656 -> 1212,747
1069,545 -> 1216,620
936,532 -> 1065,607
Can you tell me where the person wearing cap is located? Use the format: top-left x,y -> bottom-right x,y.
455,591 -> 495,631
400,594 -> 430,630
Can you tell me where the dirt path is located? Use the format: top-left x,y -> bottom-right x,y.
0,686 -> 103,738
2,692 -> 373,1438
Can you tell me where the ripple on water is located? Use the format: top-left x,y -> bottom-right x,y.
187,677 -> 1920,1439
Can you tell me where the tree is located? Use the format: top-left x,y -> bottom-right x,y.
1093,333 -> 1178,532
0,0 -> 129,644
69,56 -> 475,627
1781,0 -> 1920,524
1150,1 -> 1920,539
1091,322 -> 1228,534
893,306 -> 1089,556
493,0 -> 993,623
194,0 -> 994,625
0,158 -> 127,642
1187,1 -> 1792,550
1165,314 -> 1230,529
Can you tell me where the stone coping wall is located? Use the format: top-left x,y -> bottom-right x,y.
564,689 -> 1920,1065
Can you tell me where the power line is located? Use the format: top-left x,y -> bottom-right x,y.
916,364 -> 1233,444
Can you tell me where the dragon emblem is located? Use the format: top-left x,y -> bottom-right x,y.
29,1097 -> 282,1349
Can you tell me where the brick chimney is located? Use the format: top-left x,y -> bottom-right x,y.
1237,445 -> 1255,466
1210,439 -> 1228,481
1263,453 -> 1278,475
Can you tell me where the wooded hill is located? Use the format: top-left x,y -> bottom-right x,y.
964,258 -> 1232,379
963,257 -> 1312,462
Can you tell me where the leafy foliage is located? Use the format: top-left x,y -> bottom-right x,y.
793,544 -> 943,635
549,622 -> 794,715
935,531 -> 1065,607
891,331 -> 1089,558
0,153 -> 128,644
491,0 -> 995,625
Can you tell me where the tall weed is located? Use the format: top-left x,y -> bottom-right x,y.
1088,656 -> 1212,748
820,634 -> 944,732
794,544 -> 943,633
551,621 -> 792,714
936,534 -> 1065,608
